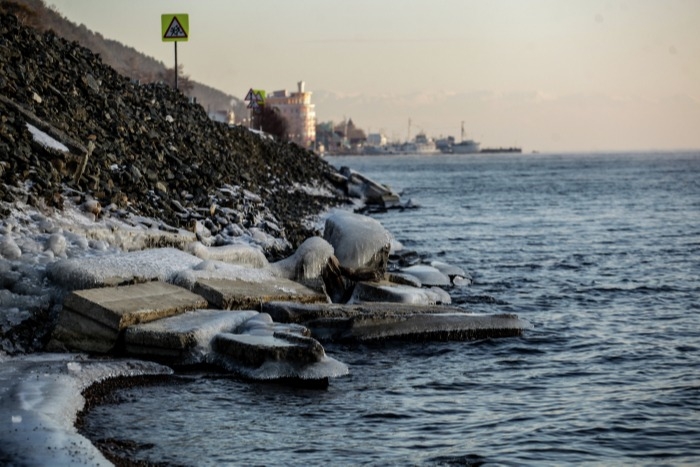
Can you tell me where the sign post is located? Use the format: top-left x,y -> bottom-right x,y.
244,89 -> 266,130
161,14 -> 189,91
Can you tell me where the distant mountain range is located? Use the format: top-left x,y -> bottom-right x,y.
3,0 -> 246,117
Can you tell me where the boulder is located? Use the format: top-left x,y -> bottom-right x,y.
211,331 -> 348,384
339,166 -> 400,207
429,260 -> 472,284
323,211 -> 391,273
212,332 -> 325,369
270,236 -> 334,283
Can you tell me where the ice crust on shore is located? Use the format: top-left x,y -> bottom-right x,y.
0,353 -> 172,465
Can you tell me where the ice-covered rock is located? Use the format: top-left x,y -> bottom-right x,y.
0,234 -> 22,260
323,211 -> 391,272
271,236 -> 335,281
348,281 -> 450,305
399,264 -> 452,287
429,260 -> 472,284
339,166 -> 401,208
211,331 -> 348,383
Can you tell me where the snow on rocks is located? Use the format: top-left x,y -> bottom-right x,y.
186,241 -> 269,268
47,247 -> 204,290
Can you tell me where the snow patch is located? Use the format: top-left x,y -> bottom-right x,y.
26,123 -> 69,152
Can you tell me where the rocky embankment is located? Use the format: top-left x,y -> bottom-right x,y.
0,13 -> 341,253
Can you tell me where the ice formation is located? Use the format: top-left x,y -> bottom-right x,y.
186,241 -> 269,268
0,353 -> 171,465
171,258 -> 276,290
271,236 -> 334,281
399,264 -> 452,287
348,283 -> 449,306
323,210 -> 391,270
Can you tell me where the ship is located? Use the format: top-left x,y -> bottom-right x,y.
450,121 -> 480,154
400,132 -> 439,154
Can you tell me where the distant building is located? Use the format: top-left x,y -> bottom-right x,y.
334,118 -> 367,150
265,81 -> 316,148
366,133 -> 388,147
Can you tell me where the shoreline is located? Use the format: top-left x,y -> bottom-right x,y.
76,373 -> 189,467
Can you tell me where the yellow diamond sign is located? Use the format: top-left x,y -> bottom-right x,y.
161,14 -> 189,42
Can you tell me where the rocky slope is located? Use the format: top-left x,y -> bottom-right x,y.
0,13 -> 345,257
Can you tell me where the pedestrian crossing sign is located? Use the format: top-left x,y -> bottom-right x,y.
162,14 -> 189,42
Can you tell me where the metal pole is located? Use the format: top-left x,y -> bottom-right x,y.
174,41 -> 178,91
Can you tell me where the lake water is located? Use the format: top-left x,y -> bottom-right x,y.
81,151 -> 700,466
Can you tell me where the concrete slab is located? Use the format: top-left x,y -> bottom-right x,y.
50,281 -> 208,353
124,309 -> 258,363
64,281 -> 209,330
193,277 -> 328,310
263,301 -> 460,323
49,308 -> 120,354
314,312 -> 530,342
262,301 -> 532,343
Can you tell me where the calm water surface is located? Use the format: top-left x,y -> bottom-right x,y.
82,152 -> 700,466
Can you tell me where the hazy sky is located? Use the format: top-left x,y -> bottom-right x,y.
48,0 -> 699,152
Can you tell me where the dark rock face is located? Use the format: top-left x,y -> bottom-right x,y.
0,13 -> 344,255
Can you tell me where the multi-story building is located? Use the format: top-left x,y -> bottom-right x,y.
265,81 -> 316,148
